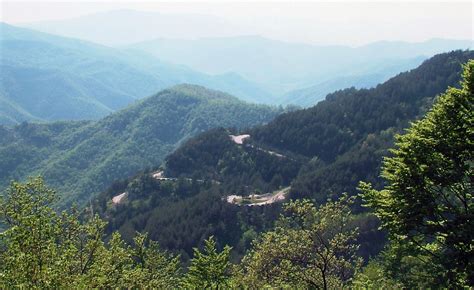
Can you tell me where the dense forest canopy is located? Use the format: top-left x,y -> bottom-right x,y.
0,51 -> 472,288
90,51 -> 473,274
0,85 -> 282,207
0,176 -> 369,288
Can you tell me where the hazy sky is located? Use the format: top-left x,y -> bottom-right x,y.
1,1 -> 472,46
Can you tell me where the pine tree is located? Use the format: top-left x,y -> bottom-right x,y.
185,236 -> 232,288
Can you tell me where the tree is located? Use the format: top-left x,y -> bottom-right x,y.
185,236 -> 233,288
351,260 -> 401,288
0,177 -> 182,288
359,60 -> 474,286
0,177 -> 63,287
129,232 -> 182,288
0,177 -> 109,287
238,196 -> 362,289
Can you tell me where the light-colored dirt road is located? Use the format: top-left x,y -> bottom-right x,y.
226,187 -> 290,206
112,192 -> 127,204
229,134 -> 250,144
248,187 -> 290,206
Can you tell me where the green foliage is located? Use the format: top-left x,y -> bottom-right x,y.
0,85 -> 281,207
185,236 -> 233,288
237,196 -> 362,289
93,126 -> 298,260
352,260 -> 401,289
165,127 -> 302,191
373,242 -> 446,288
0,177 -> 181,288
0,23 -> 275,125
0,177 -> 63,287
0,178 -> 377,288
96,179 -> 244,261
130,232 -> 182,288
93,51 -> 471,265
360,60 -> 474,286
253,51 -> 474,202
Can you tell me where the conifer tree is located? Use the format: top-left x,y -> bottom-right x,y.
185,236 -> 232,288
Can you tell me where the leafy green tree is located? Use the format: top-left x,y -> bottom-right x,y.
0,177 -> 182,288
0,177 -> 63,287
129,232 -> 182,288
238,196 -> 362,289
0,177 -> 108,287
373,242 -> 445,288
185,236 -> 233,288
351,260 -> 401,289
58,213 -> 108,287
359,60 -> 474,286
85,232 -> 133,287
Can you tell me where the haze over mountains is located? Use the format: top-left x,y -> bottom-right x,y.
1,4 -> 473,286
15,9 -> 472,107
21,9 -> 246,46
129,36 -> 470,94
0,22 -> 273,124
1,12 -> 472,196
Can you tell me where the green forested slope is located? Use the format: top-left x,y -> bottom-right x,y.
2,59 -> 472,287
93,50 -> 473,262
252,50 -> 474,202
0,85 -> 281,206
280,57 -> 426,106
0,23 -> 272,124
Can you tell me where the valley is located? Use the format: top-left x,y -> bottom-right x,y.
0,84 -> 282,207
87,51 -> 473,268
0,23 -> 273,124
1,21 -> 471,127
0,4 -> 473,286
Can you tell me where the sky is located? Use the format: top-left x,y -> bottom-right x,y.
0,0 -> 472,46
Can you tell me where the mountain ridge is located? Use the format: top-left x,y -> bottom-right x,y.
129,35 -> 471,100
0,23 -> 272,125
0,84 -> 282,206
91,50 -> 474,260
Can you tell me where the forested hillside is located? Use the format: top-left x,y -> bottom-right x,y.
280,56 -> 426,106
0,85 -> 281,206
254,50 -> 474,203
0,23 -> 271,124
93,51 -> 473,266
1,1 -> 472,287
2,60 -> 471,287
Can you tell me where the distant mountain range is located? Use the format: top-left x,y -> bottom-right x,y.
2,12 -> 472,124
280,56 -> 427,106
129,36 -> 471,99
0,84 -> 282,206
0,23 -> 272,125
21,9 -> 246,46
17,10 -> 473,108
